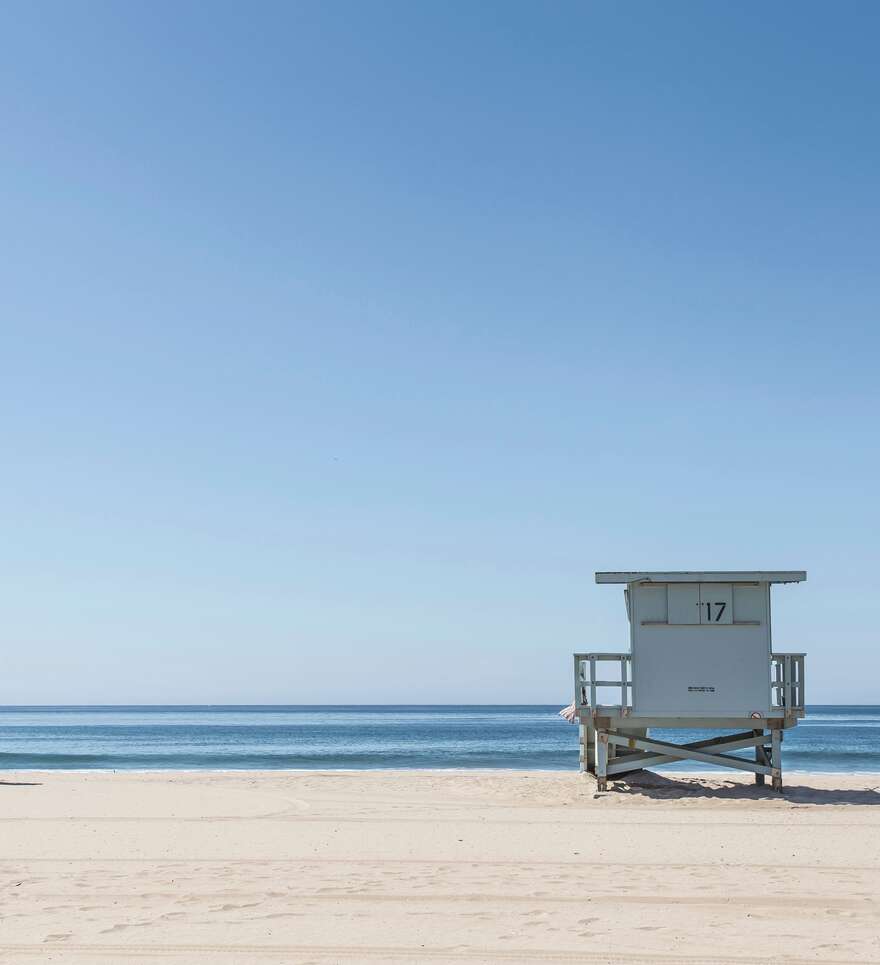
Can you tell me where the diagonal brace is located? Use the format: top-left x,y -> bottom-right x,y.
605,732 -> 773,776
605,731 -> 769,776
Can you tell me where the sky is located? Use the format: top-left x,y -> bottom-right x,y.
1,1 -> 878,703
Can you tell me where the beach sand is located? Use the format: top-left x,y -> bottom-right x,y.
0,770 -> 878,964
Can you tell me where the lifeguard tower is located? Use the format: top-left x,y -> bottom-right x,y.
574,571 -> 806,791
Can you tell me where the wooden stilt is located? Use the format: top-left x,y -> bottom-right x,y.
595,730 -> 608,792
754,728 -> 767,786
771,728 -> 783,792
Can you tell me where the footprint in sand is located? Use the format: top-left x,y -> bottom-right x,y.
99,921 -> 151,934
212,901 -> 260,912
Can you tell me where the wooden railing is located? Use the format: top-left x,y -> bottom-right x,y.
572,652 -> 632,712
573,651 -> 806,715
771,653 -> 805,711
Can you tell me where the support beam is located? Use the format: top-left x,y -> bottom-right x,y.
605,731 -> 770,777
595,730 -> 608,792
578,721 -> 591,773
754,729 -> 768,786
605,732 -> 774,776
771,728 -> 783,792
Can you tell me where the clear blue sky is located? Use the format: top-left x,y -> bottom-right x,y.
2,2 -> 877,703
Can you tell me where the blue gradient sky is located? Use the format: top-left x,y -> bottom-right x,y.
2,2 -> 878,702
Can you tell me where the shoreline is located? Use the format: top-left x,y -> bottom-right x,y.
3,765 -> 880,775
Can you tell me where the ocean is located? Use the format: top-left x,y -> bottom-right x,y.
0,705 -> 877,772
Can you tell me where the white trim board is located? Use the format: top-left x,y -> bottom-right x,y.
595,571 -> 806,584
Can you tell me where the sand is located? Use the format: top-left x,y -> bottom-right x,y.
0,770 -> 878,964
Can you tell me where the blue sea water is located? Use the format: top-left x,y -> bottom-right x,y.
0,705 -> 876,772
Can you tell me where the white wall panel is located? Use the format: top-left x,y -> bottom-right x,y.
667,584 -> 699,625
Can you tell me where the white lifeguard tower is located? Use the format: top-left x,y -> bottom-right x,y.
574,571 -> 806,791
